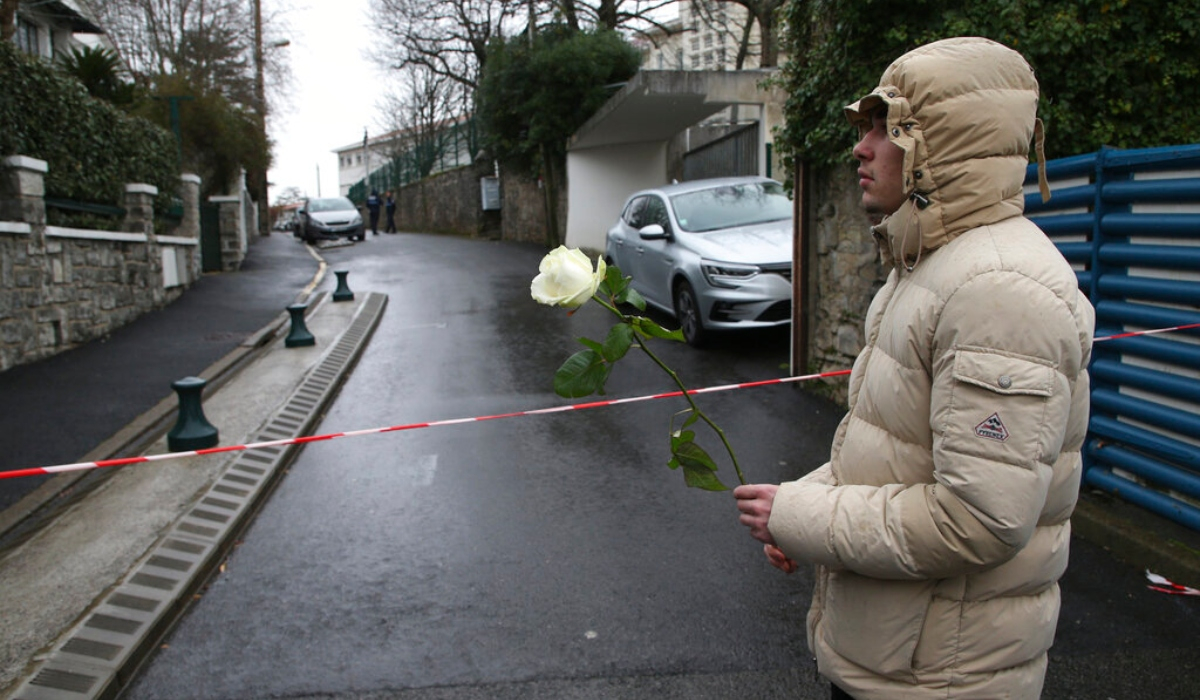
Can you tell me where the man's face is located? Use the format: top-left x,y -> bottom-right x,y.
852,107 -> 907,222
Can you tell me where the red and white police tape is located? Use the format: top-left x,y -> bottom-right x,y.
1146,570 -> 1200,596
2,322 -> 1198,482
0,370 -> 854,481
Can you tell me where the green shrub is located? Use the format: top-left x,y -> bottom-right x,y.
0,41 -> 179,214
777,0 -> 1200,171
478,26 -> 643,174
131,72 -> 268,201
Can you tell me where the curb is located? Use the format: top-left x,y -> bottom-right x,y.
0,245 -> 328,553
1071,490 -> 1200,586
6,292 -> 387,700
0,300 -> 303,553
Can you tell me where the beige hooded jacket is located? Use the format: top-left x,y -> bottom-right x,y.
768,38 -> 1095,698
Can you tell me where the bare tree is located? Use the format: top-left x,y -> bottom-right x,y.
551,0 -> 679,35
366,0 -> 692,106
80,0 -> 290,108
377,64 -> 472,182
368,0 -> 527,92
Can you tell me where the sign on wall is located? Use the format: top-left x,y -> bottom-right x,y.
480,177 -> 501,211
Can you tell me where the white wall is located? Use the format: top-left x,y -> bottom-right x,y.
565,142 -> 668,253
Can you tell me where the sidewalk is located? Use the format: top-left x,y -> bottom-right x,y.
0,234 -> 386,699
0,233 -> 320,520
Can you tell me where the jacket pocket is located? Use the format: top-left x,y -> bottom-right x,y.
820,570 -> 935,679
937,347 -> 1068,550
951,347 -> 1054,398
940,347 -> 1060,466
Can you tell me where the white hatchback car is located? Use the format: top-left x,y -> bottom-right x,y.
604,176 -> 793,346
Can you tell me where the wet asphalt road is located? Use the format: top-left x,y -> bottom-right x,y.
123,233 -> 1197,700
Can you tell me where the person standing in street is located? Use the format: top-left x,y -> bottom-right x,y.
366,189 -> 382,235
384,190 -> 397,233
734,37 -> 1094,699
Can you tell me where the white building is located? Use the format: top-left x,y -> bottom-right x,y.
639,1 -> 767,73
333,119 -> 476,197
9,0 -> 105,60
333,132 -> 394,197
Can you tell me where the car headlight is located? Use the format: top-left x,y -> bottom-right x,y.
351,214 -> 362,226
702,260 -> 761,288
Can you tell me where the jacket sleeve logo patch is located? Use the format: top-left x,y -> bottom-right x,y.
975,413 -> 1010,441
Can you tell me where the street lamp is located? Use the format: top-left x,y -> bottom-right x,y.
253,0 -> 289,235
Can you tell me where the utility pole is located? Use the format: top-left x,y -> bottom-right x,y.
254,0 -> 268,235
253,0 -> 288,235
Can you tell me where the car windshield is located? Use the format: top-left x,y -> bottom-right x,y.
307,197 -> 355,213
669,181 -> 791,233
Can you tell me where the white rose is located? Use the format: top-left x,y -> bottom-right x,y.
531,246 -> 606,309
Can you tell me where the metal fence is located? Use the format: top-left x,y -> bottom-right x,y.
1025,144 -> 1200,531
348,118 -> 478,203
682,123 -> 759,181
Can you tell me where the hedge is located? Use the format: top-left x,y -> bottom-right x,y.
777,0 -> 1200,171
0,41 -> 179,213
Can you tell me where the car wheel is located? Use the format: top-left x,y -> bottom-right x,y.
673,280 -> 707,347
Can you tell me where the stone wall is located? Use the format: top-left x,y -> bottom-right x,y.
0,156 -> 202,372
390,162 -> 490,238
500,170 -> 566,247
205,169 -> 256,272
804,166 -> 888,406
388,161 -> 565,249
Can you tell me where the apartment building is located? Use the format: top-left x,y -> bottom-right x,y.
639,1 -> 765,72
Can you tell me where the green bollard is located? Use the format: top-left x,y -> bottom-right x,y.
332,270 -> 354,302
285,303 -> 316,347
167,376 -> 219,451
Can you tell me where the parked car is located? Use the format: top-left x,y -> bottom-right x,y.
293,197 -> 365,242
605,176 -> 793,347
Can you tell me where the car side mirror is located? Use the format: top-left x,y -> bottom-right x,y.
638,223 -> 669,240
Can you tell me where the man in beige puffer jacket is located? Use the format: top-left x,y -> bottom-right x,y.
735,37 -> 1095,699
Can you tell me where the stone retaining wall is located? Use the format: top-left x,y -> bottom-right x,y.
804,167 -> 888,406
387,162 -> 565,247
0,156 -> 202,372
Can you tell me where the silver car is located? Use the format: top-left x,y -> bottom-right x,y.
605,176 -> 793,346
293,197 -> 365,243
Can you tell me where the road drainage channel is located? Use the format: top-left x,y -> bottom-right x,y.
11,292 -> 387,700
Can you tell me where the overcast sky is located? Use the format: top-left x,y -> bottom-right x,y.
267,0 -> 381,200
265,1 -> 679,203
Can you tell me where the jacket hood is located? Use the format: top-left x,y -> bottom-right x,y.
845,37 -> 1048,270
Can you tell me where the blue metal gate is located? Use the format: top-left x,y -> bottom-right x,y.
1024,144 -> 1200,532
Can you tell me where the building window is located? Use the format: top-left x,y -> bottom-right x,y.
690,37 -> 700,52
690,55 -> 700,70
16,19 -> 39,56
676,49 -> 684,69
356,154 -> 362,165
704,34 -> 713,48
704,51 -> 713,68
